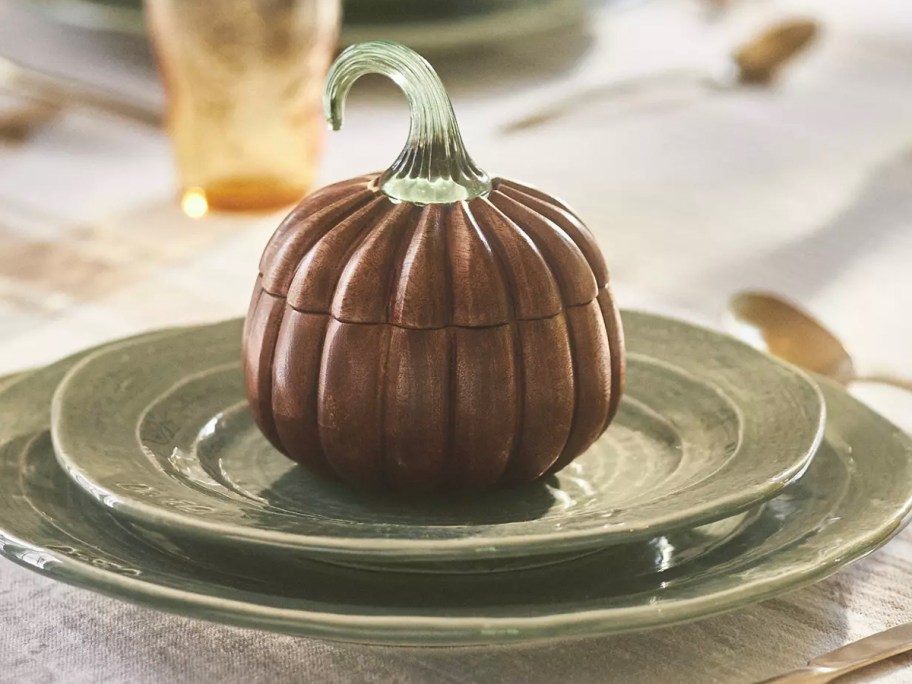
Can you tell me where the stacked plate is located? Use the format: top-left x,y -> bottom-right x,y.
1,310 -> 911,645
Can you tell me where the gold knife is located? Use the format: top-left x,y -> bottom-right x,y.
758,622 -> 912,682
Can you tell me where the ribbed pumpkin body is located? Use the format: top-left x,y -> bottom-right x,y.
243,173 -> 625,493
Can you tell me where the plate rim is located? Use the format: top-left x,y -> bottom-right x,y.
50,311 -> 826,559
2,374 -> 910,644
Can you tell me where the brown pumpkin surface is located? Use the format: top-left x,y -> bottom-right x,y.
243,174 -> 625,493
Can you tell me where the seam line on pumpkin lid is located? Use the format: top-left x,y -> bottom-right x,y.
264,294 -> 608,331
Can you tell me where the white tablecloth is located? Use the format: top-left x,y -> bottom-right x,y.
1,0 -> 912,681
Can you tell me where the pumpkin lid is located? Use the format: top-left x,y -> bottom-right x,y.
257,42 -> 609,330
258,174 -> 609,330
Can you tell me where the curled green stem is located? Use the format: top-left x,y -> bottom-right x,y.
324,41 -> 491,205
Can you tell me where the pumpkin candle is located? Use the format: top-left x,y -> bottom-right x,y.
243,41 -> 624,494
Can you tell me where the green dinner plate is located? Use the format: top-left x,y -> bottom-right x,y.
1,344 -> 910,644
51,312 -> 825,563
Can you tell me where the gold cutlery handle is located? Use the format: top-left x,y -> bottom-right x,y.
757,621 -> 912,683
0,100 -> 60,141
756,666 -> 837,683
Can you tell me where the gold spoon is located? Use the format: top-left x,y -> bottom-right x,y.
501,18 -> 819,133
725,291 -> 912,391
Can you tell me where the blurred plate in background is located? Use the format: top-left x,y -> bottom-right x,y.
20,0 -> 590,51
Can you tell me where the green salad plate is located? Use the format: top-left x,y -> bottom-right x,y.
0,333 -> 910,644
50,313 -> 824,564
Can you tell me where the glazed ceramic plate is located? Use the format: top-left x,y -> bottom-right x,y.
22,0 -> 588,51
52,312 -> 824,562
2,348 -> 912,644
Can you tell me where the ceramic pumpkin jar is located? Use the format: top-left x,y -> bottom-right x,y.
243,41 -> 625,494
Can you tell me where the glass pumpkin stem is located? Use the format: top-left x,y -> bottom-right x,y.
324,41 -> 492,205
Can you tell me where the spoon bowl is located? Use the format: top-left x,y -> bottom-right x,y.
725,291 -> 856,384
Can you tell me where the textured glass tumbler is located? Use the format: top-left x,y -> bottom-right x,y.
146,0 -> 340,214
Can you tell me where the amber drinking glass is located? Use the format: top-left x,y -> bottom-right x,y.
146,0 -> 340,214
